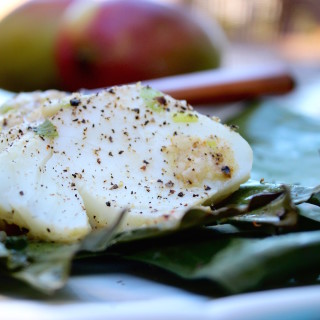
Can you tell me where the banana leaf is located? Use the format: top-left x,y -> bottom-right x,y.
1,87 -> 320,295
119,228 -> 320,293
227,100 -> 320,187
0,181 -> 317,293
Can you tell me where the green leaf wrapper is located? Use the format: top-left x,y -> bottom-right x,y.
0,181 -> 318,293
0,93 -> 320,296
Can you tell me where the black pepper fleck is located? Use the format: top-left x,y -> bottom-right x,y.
70,98 -> 81,106
165,180 -> 174,188
155,96 -> 167,105
221,165 -> 231,177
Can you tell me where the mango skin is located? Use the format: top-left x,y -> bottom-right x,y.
0,0 -> 73,92
55,0 -> 224,91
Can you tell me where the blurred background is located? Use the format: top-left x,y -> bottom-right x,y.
195,0 -> 320,63
1,0 -> 320,64
0,0 -> 319,103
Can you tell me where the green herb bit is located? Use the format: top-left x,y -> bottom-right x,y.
33,119 -> 58,139
0,104 -> 14,114
206,139 -> 217,149
172,112 -> 198,123
140,87 -> 166,112
42,98 -> 72,117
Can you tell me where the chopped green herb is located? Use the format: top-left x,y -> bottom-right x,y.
172,112 -> 198,123
140,87 -> 165,112
33,119 -> 58,139
42,98 -> 72,117
206,139 -> 217,149
0,104 -> 14,114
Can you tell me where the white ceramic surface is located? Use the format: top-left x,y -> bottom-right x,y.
1,273 -> 320,320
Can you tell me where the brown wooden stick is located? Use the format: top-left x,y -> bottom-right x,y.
141,64 -> 295,105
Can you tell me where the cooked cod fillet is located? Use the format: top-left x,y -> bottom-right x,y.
0,84 -> 252,242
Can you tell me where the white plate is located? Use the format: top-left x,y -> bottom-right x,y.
1,76 -> 320,320
1,272 -> 320,320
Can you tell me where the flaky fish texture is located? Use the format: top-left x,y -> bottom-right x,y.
0,84 -> 252,242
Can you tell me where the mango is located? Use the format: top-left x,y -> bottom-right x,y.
0,0 -> 73,92
55,0 -> 225,91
